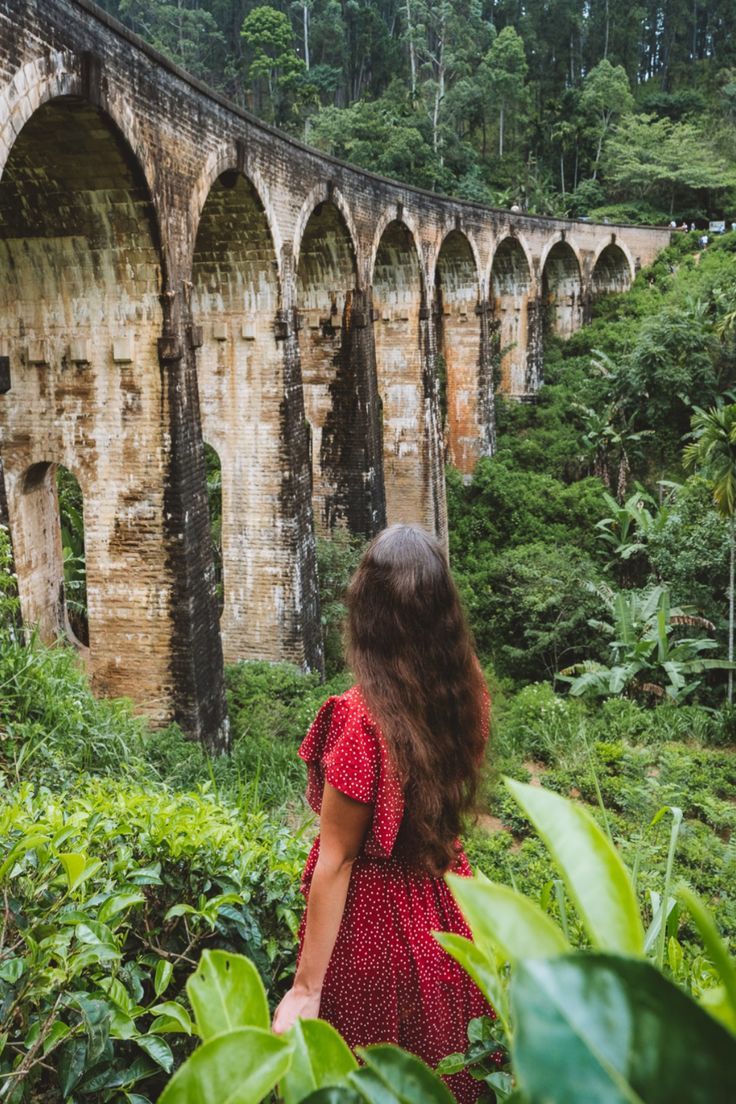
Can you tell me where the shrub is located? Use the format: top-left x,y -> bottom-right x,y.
458,542 -> 606,681
0,778 -> 308,1101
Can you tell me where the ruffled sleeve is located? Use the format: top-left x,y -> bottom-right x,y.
298,687 -> 404,860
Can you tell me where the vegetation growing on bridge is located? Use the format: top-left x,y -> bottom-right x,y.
99,0 -> 736,222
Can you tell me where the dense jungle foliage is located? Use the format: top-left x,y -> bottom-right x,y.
2,225 -> 736,1098
96,0 -> 736,221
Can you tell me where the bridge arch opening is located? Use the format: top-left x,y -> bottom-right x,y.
297,200 -> 384,537
541,240 -> 582,338
13,461 -> 89,651
192,170 -> 293,661
491,238 -> 533,399
434,231 -> 483,475
592,243 -> 632,297
202,443 -> 224,619
0,96 -> 172,720
371,220 -> 437,529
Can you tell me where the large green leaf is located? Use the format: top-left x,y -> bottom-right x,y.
301,1090 -> 363,1103
445,874 -> 569,961
511,954 -> 736,1104
506,780 -> 644,955
678,885 -> 736,1030
349,1045 -> 455,1103
187,950 -> 269,1039
157,1027 -> 291,1104
282,1019 -> 358,1104
433,932 -> 505,1012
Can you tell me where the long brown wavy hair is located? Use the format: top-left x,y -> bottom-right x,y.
345,524 -> 488,875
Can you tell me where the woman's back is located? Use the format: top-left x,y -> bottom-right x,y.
274,525 -> 498,1102
297,683 -> 496,1102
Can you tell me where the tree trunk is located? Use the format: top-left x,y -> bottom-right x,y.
729,514 -> 734,704
560,150 -> 565,195
406,0 -> 417,98
593,129 -> 604,180
499,103 -> 504,158
303,3 -> 310,69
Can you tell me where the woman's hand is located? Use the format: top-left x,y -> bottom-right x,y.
272,984 -> 322,1034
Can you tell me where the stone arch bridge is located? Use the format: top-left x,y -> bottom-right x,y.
0,0 -> 671,744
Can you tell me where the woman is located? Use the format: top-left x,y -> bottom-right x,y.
273,524 -> 496,1101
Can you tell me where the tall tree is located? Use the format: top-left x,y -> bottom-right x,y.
683,404 -> 736,704
605,112 -> 736,214
580,59 -> 633,180
482,25 -> 528,159
241,5 -> 305,122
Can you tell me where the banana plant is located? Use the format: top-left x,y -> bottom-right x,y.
594,486 -> 670,582
559,583 -> 735,702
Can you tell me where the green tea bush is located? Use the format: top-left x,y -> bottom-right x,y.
146,662 -> 351,808
493,683 -> 588,765
0,635 -> 148,785
0,777 -> 308,1101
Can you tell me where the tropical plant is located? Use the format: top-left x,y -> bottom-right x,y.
157,783 -> 736,1104
560,584 -> 735,702
684,403 -> 736,703
56,467 -> 88,644
576,399 -> 652,498
594,486 -> 670,582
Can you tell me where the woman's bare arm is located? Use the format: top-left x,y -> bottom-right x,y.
272,782 -> 373,1034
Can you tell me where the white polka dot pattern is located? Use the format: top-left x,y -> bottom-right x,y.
296,685 -> 500,1103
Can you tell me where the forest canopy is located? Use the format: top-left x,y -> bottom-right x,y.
100,0 -> 736,222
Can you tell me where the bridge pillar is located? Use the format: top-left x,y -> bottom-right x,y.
490,237 -> 535,400
297,201 -> 385,538
190,171 -> 322,672
372,220 -> 446,538
0,97 -> 227,748
434,231 -> 494,476
157,304 -> 229,750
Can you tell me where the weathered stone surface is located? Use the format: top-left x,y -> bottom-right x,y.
0,0 -> 672,733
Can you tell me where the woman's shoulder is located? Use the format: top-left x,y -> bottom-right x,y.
299,685 -> 377,761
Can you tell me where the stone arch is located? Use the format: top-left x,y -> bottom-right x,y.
0,93 -> 173,722
187,145 -> 282,278
434,229 -> 486,474
368,207 -> 426,291
192,169 -> 301,664
541,238 -> 583,337
296,198 -> 384,536
591,240 -> 634,296
293,184 -> 362,278
490,237 -> 534,399
371,219 -> 444,533
429,227 -> 483,294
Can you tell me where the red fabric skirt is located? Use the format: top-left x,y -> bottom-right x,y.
299,844 -> 496,1103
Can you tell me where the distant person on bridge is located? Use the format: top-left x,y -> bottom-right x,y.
272,524 -> 498,1101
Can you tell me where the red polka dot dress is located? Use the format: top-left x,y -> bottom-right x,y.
297,685 -> 496,1103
